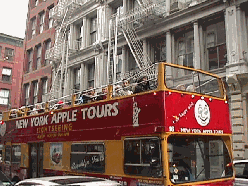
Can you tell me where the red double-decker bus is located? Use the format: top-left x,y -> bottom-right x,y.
0,63 -> 234,185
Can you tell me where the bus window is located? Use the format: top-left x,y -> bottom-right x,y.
12,145 -> 21,164
5,146 -> 11,163
124,138 -> 162,178
70,143 -> 105,173
168,135 -> 233,184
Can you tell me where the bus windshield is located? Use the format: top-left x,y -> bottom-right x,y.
165,65 -> 225,99
168,135 -> 233,184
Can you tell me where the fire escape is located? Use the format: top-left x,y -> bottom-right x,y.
45,0 -> 85,100
109,0 -> 166,83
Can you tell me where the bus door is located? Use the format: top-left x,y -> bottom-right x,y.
29,143 -> 43,178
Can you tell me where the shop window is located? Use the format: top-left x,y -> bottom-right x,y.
2,68 -> 12,82
71,143 -> 105,173
124,137 -> 162,177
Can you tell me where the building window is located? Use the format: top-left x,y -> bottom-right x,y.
124,137 -> 162,177
71,143 -> 105,173
0,89 -> 10,105
0,46 -> 2,58
45,40 -> 51,65
27,49 -> 33,72
33,81 -> 38,104
42,78 -> 48,102
205,20 -> 226,70
2,68 -> 12,82
48,6 -> 54,29
153,37 -> 166,62
31,18 -> 36,38
88,63 -> 95,88
90,17 -> 97,45
35,0 -> 38,7
176,30 -> 194,69
36,45 -> 42,69
74,67 -> 81,92
4,48 -> 14,61
39,12 -> 45,34
25,84 -> 30,106
0,112 -> 2,121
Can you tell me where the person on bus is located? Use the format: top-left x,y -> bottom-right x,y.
96,87 -> 108,101
134,76 -> 150,94
121,79 -> 133,96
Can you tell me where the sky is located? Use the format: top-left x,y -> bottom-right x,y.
0,0 -> 29,39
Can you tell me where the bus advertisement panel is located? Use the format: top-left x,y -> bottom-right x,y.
0,63 -> 234,185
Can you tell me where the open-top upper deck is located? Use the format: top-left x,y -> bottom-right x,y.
0,63 -> 231,143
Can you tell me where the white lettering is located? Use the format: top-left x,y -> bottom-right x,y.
72,110 -> 77,121
87,107 -> 96,119
96,105 -> 104,118
112,102 -> 118,116
81,108 -> 88,120
81,102 -> 119,120
104,104 -> 112,117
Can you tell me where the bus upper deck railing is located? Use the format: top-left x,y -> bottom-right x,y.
3,62 -> 226,121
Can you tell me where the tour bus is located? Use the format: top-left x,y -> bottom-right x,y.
0,62 -> 234,185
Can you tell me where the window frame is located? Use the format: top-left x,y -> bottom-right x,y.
70,142 -> 105,173
0,89 -> 10,105
88,62 -> 95,88
39,12 -> 45,34
2,67 -> 12,82
48,5 -> 54,29
4,47 -> 15,61
124,137 -> 162,178
90,17 -> 97,45
74,67 -> 81,92
204,19 -> 227,70
176,30 -> 194,69
27,49 -> 33,72
31,17 -> 36,38
45,39 -> 51,65
33,81 -> 38,104
36,45 -> 42,69
25,84 -> 30,106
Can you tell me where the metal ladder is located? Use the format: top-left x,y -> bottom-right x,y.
48,0 -> 85,100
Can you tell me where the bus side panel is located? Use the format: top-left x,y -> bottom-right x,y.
62,142 -> 71,171
21,143 -> 29,168
43,143 -> 50,170
105,140 -> 124,175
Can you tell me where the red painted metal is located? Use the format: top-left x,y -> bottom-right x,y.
1,91 -> 231,143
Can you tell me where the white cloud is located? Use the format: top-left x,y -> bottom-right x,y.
0,0 -> 29,38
